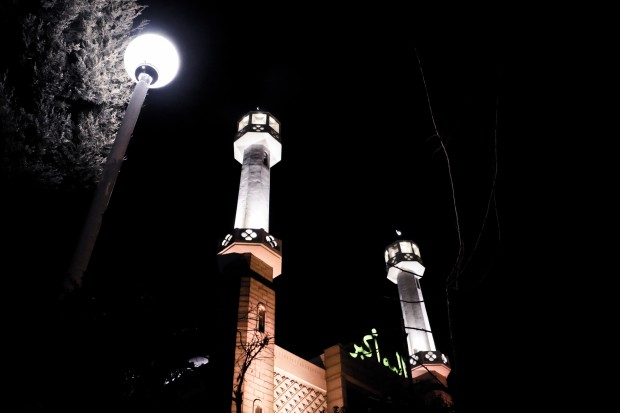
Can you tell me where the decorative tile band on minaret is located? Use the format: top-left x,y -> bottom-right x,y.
384,238 -> 451,381
218,109 -> 283,278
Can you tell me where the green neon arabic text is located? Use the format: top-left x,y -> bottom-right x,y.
349,328 -> 408,378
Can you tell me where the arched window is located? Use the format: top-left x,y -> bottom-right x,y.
253,398 -> 263,413
263,151 -> 269,167
257,303 -> 266,333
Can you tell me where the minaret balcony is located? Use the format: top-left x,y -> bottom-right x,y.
234,110 -> 282,167
410,350 -> 451,381
218,228 -> 283,278
385,239 -> 425,282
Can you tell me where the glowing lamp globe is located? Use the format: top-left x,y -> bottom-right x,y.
124,33 -> 180,88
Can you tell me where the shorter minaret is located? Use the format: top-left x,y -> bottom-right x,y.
385,237 -> 453,409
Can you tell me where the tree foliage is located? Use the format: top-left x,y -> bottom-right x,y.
0,0 -> 148,193
0,3 -> 152,411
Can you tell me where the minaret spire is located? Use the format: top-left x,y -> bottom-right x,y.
384,238 -> 451,382
218,109 -> 283,278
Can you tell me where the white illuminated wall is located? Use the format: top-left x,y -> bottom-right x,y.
234,144 -> 272,231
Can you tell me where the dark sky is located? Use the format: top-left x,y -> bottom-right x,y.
106,3 -> 524,410
116,3 -> 491,333
4,1 -> 585,412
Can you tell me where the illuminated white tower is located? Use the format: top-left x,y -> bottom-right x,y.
219,110 -> 283,276
384,238 -> 451,384
218,110 -> 282,413
232,111 -> 281,233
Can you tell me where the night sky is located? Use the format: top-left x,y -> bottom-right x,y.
115,3 -> 495,348
112,3 -> 515,409
3,2 -> 584,412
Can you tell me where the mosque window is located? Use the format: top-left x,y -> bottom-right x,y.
258,303 -> 266,333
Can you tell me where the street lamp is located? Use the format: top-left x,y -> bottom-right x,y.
61,33 -> 180,299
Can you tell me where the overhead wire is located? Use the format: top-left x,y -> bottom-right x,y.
413,46 -> 502,411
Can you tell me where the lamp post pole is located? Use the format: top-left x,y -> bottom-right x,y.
61,73 -> 152,299
60,33 -> 179,300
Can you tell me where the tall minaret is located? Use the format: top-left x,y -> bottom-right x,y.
217,110 -> 282,413
385,237 -> 453,408
219,110 -> 283,276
